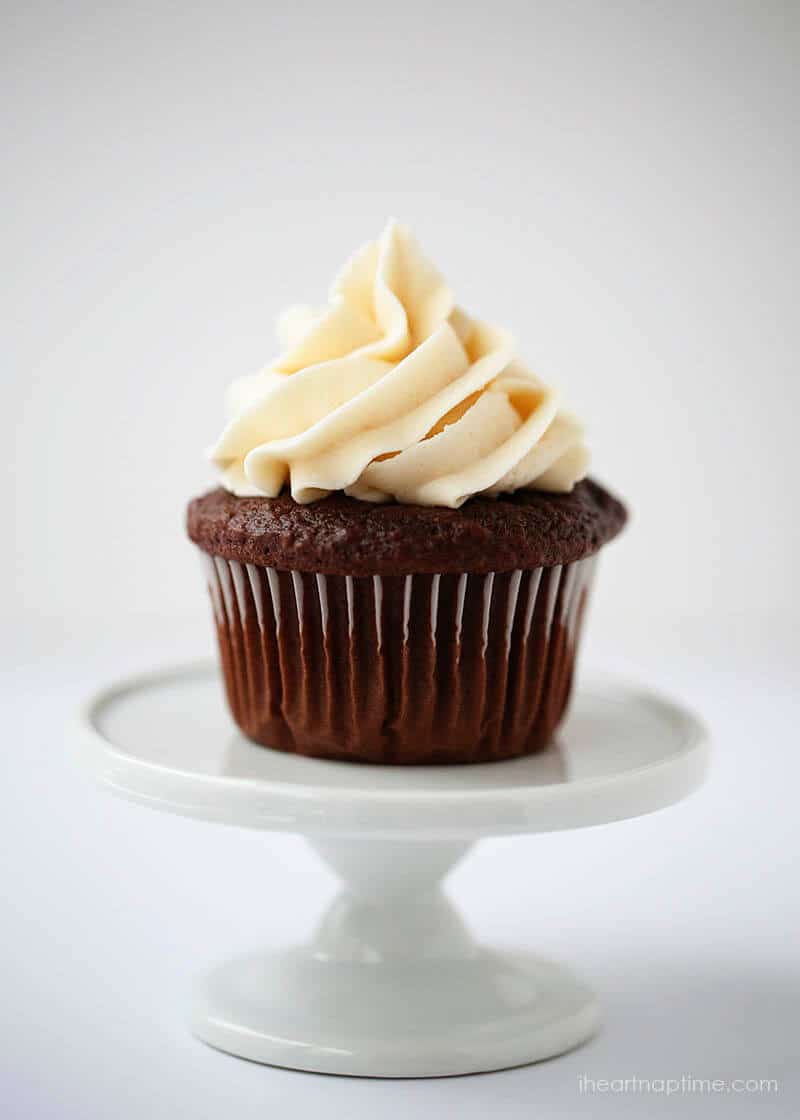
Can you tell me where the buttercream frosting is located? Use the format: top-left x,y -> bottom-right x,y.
210,221 -> 588,507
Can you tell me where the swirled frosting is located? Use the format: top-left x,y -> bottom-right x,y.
210,222 -> 588,507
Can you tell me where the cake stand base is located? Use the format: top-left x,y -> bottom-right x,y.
192,855 -> 598,1076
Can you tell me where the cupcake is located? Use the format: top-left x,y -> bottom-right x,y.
187,222 -> 626,764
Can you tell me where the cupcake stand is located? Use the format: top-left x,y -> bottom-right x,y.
77,662 -> 708,1078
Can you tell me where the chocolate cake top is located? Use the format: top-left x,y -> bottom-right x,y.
187,478 -> 627,576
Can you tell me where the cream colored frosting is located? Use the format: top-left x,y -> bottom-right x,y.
210,221 -> 588,507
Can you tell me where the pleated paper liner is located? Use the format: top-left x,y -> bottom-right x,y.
202,555 -> 597,765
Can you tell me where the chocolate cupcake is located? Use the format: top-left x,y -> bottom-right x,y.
187,222 -> 627,764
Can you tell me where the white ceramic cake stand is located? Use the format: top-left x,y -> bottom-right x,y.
77,661 -> 708,1078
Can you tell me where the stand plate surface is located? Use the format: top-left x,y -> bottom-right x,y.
78,661 -> 708,838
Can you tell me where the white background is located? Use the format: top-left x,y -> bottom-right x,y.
2,2 -> 798,1117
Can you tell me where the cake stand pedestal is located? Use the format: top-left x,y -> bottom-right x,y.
77,662 -> 708,1078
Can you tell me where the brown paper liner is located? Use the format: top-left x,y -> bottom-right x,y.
202,556 -> 597,765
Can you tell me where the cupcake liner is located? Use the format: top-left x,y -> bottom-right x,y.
202,554 -> 596,765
